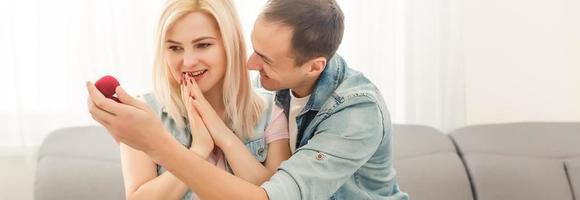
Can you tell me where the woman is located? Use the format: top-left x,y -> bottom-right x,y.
118,0 -> 290,199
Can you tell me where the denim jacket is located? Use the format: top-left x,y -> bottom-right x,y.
140,89 -> 276,200
261,55 -> 409,200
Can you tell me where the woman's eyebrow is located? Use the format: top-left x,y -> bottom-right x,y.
165,36 -> 216,44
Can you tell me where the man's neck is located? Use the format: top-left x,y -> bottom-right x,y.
291,76 -> 318,98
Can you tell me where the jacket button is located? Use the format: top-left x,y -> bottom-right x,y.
315,152 -> 326,160
257,147 -> 265,156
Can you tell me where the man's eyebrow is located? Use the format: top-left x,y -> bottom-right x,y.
165,37 -> 216,45
255,50 -> 273,64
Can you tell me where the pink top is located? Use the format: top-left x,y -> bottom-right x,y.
263,105 -> 290,143
209,105 -> 289,168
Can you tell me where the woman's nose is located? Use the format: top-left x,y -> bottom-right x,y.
182,51 -> 199,68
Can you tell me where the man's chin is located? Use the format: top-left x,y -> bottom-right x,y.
260,81 -> 286,91
261,83 -> 279,91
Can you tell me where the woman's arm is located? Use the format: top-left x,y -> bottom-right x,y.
263,139 -> 291,171
119,91 -> 215,200
120,143 -> 188,200
219,106 -> 291,185
218,136 -> 289,185
87,83 -> 269,200
183,78 -> 290,185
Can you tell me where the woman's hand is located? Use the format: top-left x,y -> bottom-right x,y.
181,74 -> 214,159
86,82 -> 171,155
183,75 -> 237,148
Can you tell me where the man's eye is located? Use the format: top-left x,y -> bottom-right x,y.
261,58 -> 271,65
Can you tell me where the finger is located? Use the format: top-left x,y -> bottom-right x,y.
182,72 -> 187,86
111,136 -> 121,144
104,128 -> 121,144
181,84 -> 194,116
187,95 -> 201,117
190,95 -> 215,120
116,86 -> 149,111
86,81 -> 126,115
180,73 -> 184,85
180,84 -> 188,103
190,98 -> 220,134
187,76 -> 203,100
87,97 -> 114,125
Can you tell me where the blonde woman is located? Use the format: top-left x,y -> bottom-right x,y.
112,0 -> 291,199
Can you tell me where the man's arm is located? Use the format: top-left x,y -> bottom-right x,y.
262,99 -> 388,200
148,135 -> 270,200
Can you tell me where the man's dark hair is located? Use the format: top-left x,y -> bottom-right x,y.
262,0 -> 344,65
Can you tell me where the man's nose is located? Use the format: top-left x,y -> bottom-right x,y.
247,53 -> 262,71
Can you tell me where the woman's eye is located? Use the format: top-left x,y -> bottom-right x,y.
168,46 -> 183,52
196,43 -> 211,49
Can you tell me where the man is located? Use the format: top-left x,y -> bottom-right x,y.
87,0 -> 408,199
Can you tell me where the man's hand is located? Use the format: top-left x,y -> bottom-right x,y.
86,81 -> 170,154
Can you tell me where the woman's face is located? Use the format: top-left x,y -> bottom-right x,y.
165,12 -> 226,95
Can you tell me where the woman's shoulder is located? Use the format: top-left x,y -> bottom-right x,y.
254,88 -> 276,120
253,88 -> 275,102
137,92 -> 164,115
139,92 -> 191,147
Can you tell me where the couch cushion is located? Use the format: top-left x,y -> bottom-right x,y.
463,154 -> 573,200
393,124 -> 473,200
450,122 -> 580,200
393,124 -> 457,159
37,126 -> 120,161
396,153 -> 473,200
450,122 -> 580,157
567,157 -> 580,199
35,126 -> 124,200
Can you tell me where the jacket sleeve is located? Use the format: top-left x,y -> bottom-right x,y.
261,98 -> 386,200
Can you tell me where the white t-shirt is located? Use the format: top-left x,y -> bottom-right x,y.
288,90 -> 311,153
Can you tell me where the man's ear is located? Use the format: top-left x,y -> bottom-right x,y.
303,56 -> 327,76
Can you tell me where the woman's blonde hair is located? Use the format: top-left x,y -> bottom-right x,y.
152,0 -> 264,140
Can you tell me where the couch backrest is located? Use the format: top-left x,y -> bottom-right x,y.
450,122 -> 580,200
393,124 -> 474,200
35,126 -> 125,200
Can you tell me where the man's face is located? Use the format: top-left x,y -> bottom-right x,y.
247,18 -> 308,92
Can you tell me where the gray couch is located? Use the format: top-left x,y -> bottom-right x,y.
35,122 -> 580,200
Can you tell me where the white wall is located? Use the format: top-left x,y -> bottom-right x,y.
404,0 -> 580,131
458,0 -> 580,124
403,0 -> 468,131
